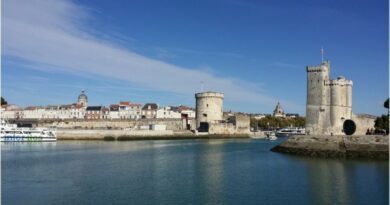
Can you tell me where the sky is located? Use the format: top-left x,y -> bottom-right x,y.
1,0 -> 388,115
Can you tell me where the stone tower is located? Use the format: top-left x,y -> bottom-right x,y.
195,91 -> 224,131
328,76 -> 353,134
306,61 -> 331,135
77,90 -> 88,107
305,61 -> 353,135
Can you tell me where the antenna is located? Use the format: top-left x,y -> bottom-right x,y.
321,47 -> 324,63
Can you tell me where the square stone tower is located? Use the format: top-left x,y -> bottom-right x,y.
306,61 -> 331,135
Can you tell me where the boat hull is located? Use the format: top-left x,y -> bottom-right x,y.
1,136 -> 56,142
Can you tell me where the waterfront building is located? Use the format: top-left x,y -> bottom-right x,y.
58,105 -> 73,119
156,106 -> 182,119
178,105 -> 196,119
155,106 -> 195,119
272,102 -> 286,118
118,101 -> 142,119
141,103 -> 158,119
43,105 -> 60,119
109,104 -> 120,119
85,106 -> 103,120
69,104 -> 86,119
2,104 -> 22,119
102,107 -> 110,119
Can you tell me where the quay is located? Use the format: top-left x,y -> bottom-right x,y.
271,135 -> 389,160
56,129 -> 251,141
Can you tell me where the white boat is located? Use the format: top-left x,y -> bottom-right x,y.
1,121 -> 56,142
275,127 -> 305,137
265,131 -> 277,140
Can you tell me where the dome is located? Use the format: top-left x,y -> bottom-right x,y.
273,102 -> 285,117
77,90 -> 88,107
78,90 -> 88,101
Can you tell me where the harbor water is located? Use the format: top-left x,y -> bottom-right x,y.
2,139 -> 389,205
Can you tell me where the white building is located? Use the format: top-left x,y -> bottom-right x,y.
142,103 -> 158,119
156,105 -> 196,119
156,106 -> 182,119
118,101 -> 142,119
2,105 -> 23,119
69,104 -> 86,119
180,106 -> 196,118
109,104 -> 120,119
42,105 -> 60,119
23,106 -> 46,119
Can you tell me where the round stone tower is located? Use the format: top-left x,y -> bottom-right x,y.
329,76 -> 353,134
195,91 -> 224,131
77,90 -> 88,107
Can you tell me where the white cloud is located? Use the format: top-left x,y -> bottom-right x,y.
3,0 -> 299,111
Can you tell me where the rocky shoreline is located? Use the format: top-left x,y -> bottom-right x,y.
271,135 -> 389,160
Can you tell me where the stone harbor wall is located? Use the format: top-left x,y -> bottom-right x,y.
207,114 -> 251,135
271,135 -> 389,160
38,119 -> 186,131
352,114 -> 376,135
56,129 -> 250,140
209,123 -> 236,135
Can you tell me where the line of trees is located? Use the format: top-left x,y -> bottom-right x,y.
374,98 -> 389,135
250,116 -> 305,131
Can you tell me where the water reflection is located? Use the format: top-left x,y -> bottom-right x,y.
290,156 -> 388,205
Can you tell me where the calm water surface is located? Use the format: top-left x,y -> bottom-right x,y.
2,139 -> 389,205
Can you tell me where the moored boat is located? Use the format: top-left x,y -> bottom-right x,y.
275,127 -> 305,137
1,121 -> 56,142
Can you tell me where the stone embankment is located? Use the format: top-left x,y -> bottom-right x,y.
271,135 -> 389,160
56,129 -> 250,141
39,119 -> 186,131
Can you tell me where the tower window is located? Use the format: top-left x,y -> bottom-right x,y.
206,104 -> 209,107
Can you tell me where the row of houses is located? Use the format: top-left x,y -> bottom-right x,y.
1,91 -> 195,120
1,103 -> 195,120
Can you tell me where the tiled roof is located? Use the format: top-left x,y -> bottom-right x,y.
142,103 -> 158,110
119,101 -> 130,106
86,106 -> 102,111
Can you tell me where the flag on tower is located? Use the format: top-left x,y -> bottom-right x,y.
321,47 -> 324,62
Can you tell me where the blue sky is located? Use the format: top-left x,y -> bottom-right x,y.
2,0 -> 388,115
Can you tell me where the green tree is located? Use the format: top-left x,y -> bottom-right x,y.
374,98 -> 389,135
375,115 -> 389,134
250,116 -> 306,130
1,97 -> 7,105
